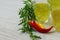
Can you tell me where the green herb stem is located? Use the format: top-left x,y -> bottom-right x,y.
18,0 -> 41,40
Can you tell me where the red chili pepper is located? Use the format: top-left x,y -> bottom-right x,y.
28,20 -> 54,33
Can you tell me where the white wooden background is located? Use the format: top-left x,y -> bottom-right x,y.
0,0 -> 60,40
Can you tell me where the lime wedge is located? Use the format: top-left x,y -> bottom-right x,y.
34,3 -> 50,22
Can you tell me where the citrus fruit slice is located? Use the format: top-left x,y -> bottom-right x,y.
34,3 -> 50,22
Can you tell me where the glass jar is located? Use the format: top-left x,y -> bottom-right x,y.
33,0 -> 50,23
48,0 -> 60,32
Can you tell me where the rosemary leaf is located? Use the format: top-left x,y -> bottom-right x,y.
18,0 -> 41,40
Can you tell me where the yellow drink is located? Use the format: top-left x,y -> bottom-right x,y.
52,9 -> 60,32
48,0 -> 60,32
34,3 -> 50,22
48,0 -> 60,10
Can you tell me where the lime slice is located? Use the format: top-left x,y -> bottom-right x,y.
52,9 -> 60,32
48,0 -> 60,9
34,3 -> 50,22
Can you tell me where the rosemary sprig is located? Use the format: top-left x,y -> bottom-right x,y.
18,0 -> 41,40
